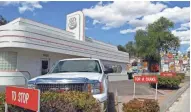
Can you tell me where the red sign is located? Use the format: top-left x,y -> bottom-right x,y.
6,86 -> 40,111
134,76 -> 158,83
160,72 -> 176,77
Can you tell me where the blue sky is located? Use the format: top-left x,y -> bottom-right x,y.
0,1 -> 190,53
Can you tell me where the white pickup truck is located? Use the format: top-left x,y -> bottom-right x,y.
28,58 -> 113,111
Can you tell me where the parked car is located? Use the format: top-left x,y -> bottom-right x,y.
28,58 -> 113,111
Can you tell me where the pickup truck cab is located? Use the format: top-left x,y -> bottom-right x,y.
28,58 -> 113,111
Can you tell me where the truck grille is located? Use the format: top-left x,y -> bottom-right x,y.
36,84 -> 86,92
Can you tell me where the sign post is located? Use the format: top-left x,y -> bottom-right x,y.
133,75 -> 158,100
133,82 -> 135,98
155,83 -> 158,100
6,86 -> 40,112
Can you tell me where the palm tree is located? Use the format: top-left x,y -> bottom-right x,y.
0,15 -> 8,26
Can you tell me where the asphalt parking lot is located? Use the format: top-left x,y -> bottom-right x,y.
0,80 -> 156,94
109,80 -> 159,96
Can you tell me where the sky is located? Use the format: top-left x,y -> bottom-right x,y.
0,1 -> 190,53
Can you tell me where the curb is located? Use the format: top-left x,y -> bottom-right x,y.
159,82 -> 190,112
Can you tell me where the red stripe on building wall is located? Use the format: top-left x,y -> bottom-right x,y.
0,35 -> 127,60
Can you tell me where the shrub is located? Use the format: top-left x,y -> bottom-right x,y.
122,98 -> 159,112
177,73 -> 185,82
150,75 -> 181,89
8,99 -> 76,112
41,91 -> 100,112
40,98 -> 76,112
0,93 -> 5,112
0,91 -> 100,112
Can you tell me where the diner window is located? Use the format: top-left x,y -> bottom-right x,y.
0,52 -> 17,70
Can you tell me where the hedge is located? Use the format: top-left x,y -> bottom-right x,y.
0,91 -> 100,112
176,73 -> 185,82
0,93 -> 5,112
150,75 -> 181,89
122,98 -> 159,112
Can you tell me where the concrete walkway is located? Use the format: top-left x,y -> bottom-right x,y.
167,87 -> 190,112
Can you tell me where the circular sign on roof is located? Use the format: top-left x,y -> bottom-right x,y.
68,17 -> 77,30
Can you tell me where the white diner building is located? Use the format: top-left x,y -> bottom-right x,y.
0,11 -> 129,85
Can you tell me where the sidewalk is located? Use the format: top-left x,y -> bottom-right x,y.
167,88 -> 190,112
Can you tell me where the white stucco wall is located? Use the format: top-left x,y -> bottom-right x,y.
0,48 -> 82,78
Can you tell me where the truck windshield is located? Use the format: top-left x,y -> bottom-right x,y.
50,60 -> 102,73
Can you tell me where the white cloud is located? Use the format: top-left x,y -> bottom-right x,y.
177,22 -> 190,31
0,1 -> 46,14
120,27 -> 146,34
83,1 -> 167,29
181,22 -> 190,28
93,20 -> 101,25
187,47 -> 190,52
19,2 -> 43,14
129,6 -> 190,27
83,1 -> 190,33
172,29 -> 190,45
85,27 -> 89,30
102,26 -> 111,30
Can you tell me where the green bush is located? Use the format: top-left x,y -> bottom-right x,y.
177,73 -> 185,82
41,91 -> 100,112
8,99 -> 76,112
150,75 -> 181,89
0,91 -> 100,112
0,93 -> 5,112
122,98 -> 159,112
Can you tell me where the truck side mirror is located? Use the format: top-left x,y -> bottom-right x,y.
104,68 -> 113,74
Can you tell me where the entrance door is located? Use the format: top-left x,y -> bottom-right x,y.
41,58 -> 49,75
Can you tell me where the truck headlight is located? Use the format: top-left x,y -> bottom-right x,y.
28,81 -> 36,89
28,84 -> 36,89
88,82 -> 103,94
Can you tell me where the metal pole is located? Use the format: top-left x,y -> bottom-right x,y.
5,103 -> 8,112
115,89 -> 119,112
37,89 -> 40,112
133,82 -> 135,99
155,83 -> 158,100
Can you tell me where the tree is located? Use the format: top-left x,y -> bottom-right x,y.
125,41 -> 136,58
135,17 -> 180,62
135,30 -> 151,58
147,17 -> 180,54
117,45 -> 126,52
0,15 -> 8,26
